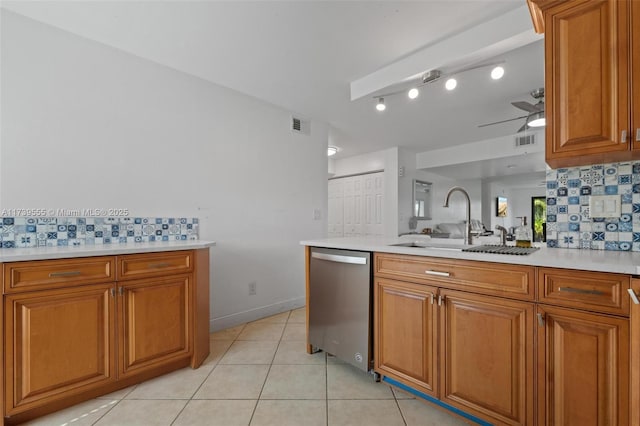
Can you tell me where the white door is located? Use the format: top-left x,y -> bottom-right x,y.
363,172 -> 384,236
327,179 -> 344,237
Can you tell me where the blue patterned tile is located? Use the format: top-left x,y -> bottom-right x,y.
605,185 -> 618,195
557,187 -> 568,196
605,241 -> 619,251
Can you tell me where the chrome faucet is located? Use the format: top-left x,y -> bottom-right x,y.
443,186 -> 473,245
495,225 -> 508,245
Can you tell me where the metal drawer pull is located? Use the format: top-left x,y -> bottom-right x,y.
148,262 -> 171,268
636,128 -> 640,142
628,289 -> 640,305
425,270 -> 450,277
558,287 -> 604,296
537,313 -> 545,326
48,271 -> 81,278
622,130 -> 628,143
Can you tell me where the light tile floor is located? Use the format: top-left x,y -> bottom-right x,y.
24,308 -> 470,426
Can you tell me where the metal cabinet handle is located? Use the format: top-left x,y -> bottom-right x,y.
622,130 -> 628,143
430,294 -> 434,305
537,313 -> 545,326
148,262 -> 171,268
110,288 -> 115,297
425,270 -> 451,277
636,128 -> 640,142
48,270 -> 81,278
311,252 -> 367,265
558,287 -> 604,296
437,295 -> 444,306
118,287 -> 124,296
628,288 -> 640,305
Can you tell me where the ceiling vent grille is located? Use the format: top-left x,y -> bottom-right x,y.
515,134 -> 536,148
291,116 -> 310,135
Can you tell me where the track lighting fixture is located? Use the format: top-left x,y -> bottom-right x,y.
491,66 -> 505,80
371,61 -> 506,112
445,78 -> 457,91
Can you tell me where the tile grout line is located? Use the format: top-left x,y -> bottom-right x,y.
246,311 -> 289,425
169,323 -> 246,425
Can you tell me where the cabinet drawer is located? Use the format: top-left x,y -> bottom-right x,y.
4,257 -> 115,293
117,251 -> 193,280
374,253 -> 535,300
537,268 -> 630,316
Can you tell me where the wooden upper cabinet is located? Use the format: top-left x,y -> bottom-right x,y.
632,0 -> 640,151
543,0 -> 629,167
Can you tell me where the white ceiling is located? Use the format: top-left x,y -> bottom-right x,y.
1,1 -> 545,167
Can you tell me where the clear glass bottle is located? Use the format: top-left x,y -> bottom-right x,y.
515,216 -> 532,248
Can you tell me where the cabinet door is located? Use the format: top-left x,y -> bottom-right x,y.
632,0 -> 640,151
537,304 -> 629,426
374,277 -> 438,397
4,283 -> 115,416
544,0 -> 630,167
117,274 -> 192,378
439,289 -> 534,426
628,280 -> 639,426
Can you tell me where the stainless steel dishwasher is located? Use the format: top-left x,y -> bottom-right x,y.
309,247 -> 373,374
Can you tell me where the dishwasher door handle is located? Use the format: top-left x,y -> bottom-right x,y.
311,252 -> 368,265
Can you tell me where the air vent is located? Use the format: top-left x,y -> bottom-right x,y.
291,116 -> 310,135
515,134 -> 536,148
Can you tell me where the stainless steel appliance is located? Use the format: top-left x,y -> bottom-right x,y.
309,247 -> 372,373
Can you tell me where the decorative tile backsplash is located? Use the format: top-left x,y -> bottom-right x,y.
546,162 -> 640,251
0,217 -> 199,248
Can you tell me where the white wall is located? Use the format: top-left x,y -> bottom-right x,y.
332,147 -> 398,236
483,177 -> 546,232
1,11 -> 329,331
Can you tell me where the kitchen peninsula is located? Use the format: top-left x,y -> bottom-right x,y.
0,240 -> 214,425
302,236 -> 640,426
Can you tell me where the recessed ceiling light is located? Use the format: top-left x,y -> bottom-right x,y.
327,146 -> 338,156
376,97 -> 386,111
507,164 -> 517,169
407,88 -> 419,99
491,66 -> 505,80
445,78 -> 457,91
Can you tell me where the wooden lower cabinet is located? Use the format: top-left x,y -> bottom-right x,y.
631,280 -> 640,426
374,277 -> 437,397
2,249 -> 210,425
373,279 -> 534,426
4,283 -> 115,417
118,275 -> 192,378
537,304 -> 629,426
440,289 -> 534,426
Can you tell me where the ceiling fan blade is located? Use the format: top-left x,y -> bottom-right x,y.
478,115 -> 528,128
511,101 -> 539,113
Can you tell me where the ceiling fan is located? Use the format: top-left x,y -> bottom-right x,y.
478,88 -> 545,132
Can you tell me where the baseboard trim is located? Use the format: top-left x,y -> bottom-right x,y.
210,297 -> 305,332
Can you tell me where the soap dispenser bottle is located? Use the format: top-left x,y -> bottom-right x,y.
515,216 -> 532,248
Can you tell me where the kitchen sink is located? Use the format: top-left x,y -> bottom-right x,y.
390,242 -> 466,251
390,243 -> 539,255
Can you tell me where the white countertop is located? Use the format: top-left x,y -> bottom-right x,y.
0,240 -> 216,262
300,236 -> 640,275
